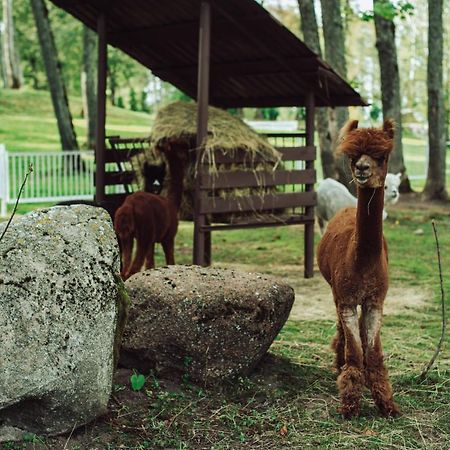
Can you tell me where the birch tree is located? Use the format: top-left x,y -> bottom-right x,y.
373,0 -> 411,191
30,0 -> 78,151
81,25 -> 97,150
320,0 -> 353,189
423,0 -> 448,200
297,0 -> 334,179
1,0 -> 22,88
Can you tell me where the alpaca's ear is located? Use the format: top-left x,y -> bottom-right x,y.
338,119 -> 359,142
383,119 -> 395,139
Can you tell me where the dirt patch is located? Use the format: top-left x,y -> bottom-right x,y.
395,192 -> 450,213
291,278 -> 429,321
215,262 -> 430,321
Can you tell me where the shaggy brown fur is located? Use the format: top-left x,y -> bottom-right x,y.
115,145 -> 186,280
317,119 -> 400,418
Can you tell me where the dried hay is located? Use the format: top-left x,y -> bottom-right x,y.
134,102 -> 286,222
150,101 -> 281,167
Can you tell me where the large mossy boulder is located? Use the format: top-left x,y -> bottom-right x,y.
120,265 -> 294,385
0,205 -> 128,441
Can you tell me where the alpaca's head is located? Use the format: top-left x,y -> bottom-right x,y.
114,205 -> 135,239
337,119 -> 395,189
384,172 -> 402,205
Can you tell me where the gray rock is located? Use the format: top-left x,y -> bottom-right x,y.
0,205 -> 128,440
121,265 -> 294,385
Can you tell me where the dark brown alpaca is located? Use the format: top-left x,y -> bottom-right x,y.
317,119 -> 400,418
115,146 -> 186,280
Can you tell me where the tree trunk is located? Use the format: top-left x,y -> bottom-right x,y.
320,0 -> 352,189
298,0 -> 334,179
30,0 -> 79,152
81,25 -> 97,150
2,0 -> 22,88
373,0 -> 412,192
109,69 -> 117,106
0,29 -> 7,87
423,0 -> 448,200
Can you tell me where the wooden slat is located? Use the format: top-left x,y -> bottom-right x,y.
108,136 -> 151,146
199,191 -> 316,214
262,132 -> 307,139
278,146 -> 316,161
200,168 -> 316,189
104,171 -> 135,186
204,146 -> 315,164
94,171 -> 136,186
201,214 -> 314,231
104,192 -> 129,202
104,148 -> 143,163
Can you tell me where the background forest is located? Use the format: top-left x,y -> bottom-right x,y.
0,0 -> 449,199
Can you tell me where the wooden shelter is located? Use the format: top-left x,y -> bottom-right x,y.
49,0 -> 366,277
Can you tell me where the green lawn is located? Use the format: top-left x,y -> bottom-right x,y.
3,206 -> 448,449
2,84 -> 450,450
0,88 -> 153,151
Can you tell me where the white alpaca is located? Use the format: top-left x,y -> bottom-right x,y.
316,173 -> 401,234
384,172 -> 401,205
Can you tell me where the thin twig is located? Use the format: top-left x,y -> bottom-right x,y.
62,422 -> 77,450
167,397 -> 206,429
0,163 -> 33,243
419,220 -> 446,381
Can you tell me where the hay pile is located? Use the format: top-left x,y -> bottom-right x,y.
150,101 -> 280,164
137,101 -> 282,222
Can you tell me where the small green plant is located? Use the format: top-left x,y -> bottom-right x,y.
182,356 -> 193,387
130,371 -> 146,391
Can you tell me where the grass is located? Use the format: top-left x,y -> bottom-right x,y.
0,88 -> 153,151
1,88 -> 450,448
3,204 -> 449,449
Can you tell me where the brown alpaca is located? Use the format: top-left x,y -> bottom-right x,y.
115,146 -> 186,280
317,119 -> 400,418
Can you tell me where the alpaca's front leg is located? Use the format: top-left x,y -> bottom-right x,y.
363,305 -> 400,417
332,320 -> 345,372
162,237 -> 175,265
145,242 -> 155,269
337,306 -> 365,418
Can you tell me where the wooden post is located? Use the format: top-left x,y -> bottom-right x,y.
95,12 -> 107,204
304,93 -> 316,278
193,0 -> 211,266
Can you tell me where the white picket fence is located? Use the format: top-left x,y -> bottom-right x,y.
0,144 -> 98,217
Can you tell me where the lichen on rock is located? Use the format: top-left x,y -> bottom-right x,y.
0,205 -> 125,440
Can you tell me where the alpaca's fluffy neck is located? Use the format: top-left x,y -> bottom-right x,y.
355,186 -> 385,261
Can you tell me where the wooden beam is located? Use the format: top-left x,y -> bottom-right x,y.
154,57 -> 320,79
199,169 -> 316,190
304,92 -> 316,278
199,191 -> 316,215
193,0 -> 211,266
200,146 -> 315,165
95,12 -> 107,204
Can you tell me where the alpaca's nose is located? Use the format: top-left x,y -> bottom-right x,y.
355,161 -> 370,172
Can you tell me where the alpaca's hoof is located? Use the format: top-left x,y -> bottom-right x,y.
339,404 -> 360,419
378,403 -> 401,418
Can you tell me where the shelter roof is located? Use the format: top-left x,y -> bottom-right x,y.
50,0 -> 367,108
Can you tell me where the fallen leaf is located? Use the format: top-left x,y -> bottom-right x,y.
363,428 -> 377,436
